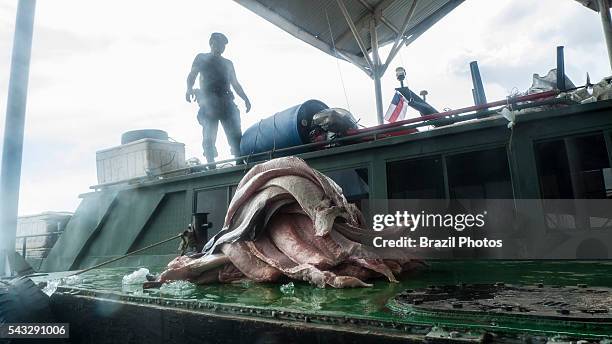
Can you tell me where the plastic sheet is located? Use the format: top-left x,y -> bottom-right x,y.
499,107 -> 516,129
592,77 -> 612,101
527,69 -> 575,94
311,108 -> 358,134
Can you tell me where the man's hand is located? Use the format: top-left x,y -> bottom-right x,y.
245,99 -> 251,113
185,89 -> 195,103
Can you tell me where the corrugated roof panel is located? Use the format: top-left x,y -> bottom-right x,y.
575,0 -> 610,11
234,0 -> 463,69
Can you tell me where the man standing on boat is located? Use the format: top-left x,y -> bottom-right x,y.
185,32 -> 251,167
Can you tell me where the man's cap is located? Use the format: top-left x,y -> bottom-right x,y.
210,32 -> 228,45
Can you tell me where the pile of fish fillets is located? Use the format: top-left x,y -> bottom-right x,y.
158,156 -> 420,288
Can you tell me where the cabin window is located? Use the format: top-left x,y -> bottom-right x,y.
195,187 -> 230,238
536,134 -> 612,199
536,134 -> 612,232
325,167 -> 369,214
387,156 -> 445,198
446,147 -> 513,199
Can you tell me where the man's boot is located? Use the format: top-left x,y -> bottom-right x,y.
205,152 -> 216,170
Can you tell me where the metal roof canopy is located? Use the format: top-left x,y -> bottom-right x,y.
234,0 -> 464,124
575,0 -> 611,11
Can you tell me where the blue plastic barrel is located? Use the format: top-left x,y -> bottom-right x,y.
240,99 -> 328,158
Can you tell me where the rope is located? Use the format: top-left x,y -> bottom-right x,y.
147,152 -> 176,172
72,233 -> 182,276
272,113 -> 277,158
325,6 -> 351,112
246,119 -> 263,166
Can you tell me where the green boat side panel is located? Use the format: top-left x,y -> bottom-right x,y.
74,190 -> 167,269
129,191 -> 189,256
37,102 -> 612,271
41,190 -> 119,272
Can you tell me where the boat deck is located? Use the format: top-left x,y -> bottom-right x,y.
32,260 -> 612,343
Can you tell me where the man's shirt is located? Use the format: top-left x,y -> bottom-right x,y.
192,53 -> 233,97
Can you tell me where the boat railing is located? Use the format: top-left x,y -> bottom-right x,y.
16,231 -> 64,259
89,92 -> 581,191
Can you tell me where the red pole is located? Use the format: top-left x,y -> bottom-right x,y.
350,90 -> 559,135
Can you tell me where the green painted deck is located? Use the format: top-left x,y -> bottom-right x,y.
35,260 -> 612,339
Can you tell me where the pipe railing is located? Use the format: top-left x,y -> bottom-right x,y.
91,93 -> 579,190
15,231 -> 63,259
352,89 -> 560,134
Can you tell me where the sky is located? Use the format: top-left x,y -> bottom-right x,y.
0,0 -> 609,216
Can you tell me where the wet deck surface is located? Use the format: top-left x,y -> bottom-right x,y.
33,261 -> 612,322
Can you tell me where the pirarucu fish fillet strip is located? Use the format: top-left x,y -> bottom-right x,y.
158,156 -> 420,288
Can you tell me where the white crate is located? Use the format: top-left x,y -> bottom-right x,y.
96,138 -> 185,184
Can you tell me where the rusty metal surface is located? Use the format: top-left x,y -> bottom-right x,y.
48,285 -> 610,343
394,283 -> 612,320
389,283 -> 612,340
49,288 -> 429,344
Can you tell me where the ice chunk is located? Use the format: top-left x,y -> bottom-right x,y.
62,274 -> 82,286
159,280 -> 195,297
122,268 -> 150,285
280,282 -> 295,295
122,283 -> 144,294
42,280 -> 60,296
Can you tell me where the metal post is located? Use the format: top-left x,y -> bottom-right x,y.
0,0 -> 36,277
21,238 -> 26,259
597,0 -> 612,71
556,46 -> 566,91
381,0 -> 418,74
370,19 -> 384,124
469,61 -> 487,106
565,138 -> 590,231
373,72 -> 384,124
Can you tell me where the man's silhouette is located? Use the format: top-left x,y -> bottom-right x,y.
186,32 -> 251,166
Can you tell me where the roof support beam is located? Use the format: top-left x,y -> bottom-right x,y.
335,50 -> 372,76
336,0 -> 374,70
336,10 -> 374,46
336,0 -> 398,47
381,0 -> 418,75
357,0 -> 401,35
370,18 -> 384,124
